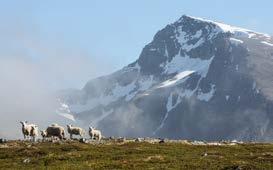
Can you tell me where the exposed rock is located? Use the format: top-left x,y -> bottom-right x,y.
59,15 -> 273,141
23,158 -> 30,164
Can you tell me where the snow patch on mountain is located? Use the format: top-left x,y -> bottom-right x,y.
63,75 -> 156,113
154,83 -> 205,134
175,30 -> 205,52
58,113 -> 76,122
126,76 -> 155,101
56,103 -> 76,121
163,55 -> 214,78
138,76 -> 155,91
158,71 -> 194,88
261,41 -> 273,47
154,92 -> 181,134
197,84 -> 216,102
68,81 -> 136,113
184,15 -> 269,39
230,38 -> 243,46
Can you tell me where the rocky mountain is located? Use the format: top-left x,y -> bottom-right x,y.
58,15 -> 273,141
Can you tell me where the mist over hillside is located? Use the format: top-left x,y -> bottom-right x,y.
0,26 -> 112,139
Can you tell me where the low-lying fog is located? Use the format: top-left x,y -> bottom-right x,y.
0,26 -> 113,139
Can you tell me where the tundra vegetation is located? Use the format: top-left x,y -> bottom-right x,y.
1,140 -> 273,169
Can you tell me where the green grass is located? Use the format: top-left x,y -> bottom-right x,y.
1,141 -> 273,169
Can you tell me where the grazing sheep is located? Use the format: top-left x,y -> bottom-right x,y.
30,125 -> 39,142
89,126 -> 102,141
20,121 -> 37,140
43,124 -> 65,140
67,125 -> 84,139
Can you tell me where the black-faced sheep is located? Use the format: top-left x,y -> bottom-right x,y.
88,126 -> 102,141
67,125 -> 84,139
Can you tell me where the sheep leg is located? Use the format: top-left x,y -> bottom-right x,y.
62,132 -> 65,140
70,134 -> 72,140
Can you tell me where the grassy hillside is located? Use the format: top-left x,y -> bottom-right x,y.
1,140 -> 273,169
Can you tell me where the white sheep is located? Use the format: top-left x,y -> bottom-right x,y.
89,126 -> 102,141
30,125 -> 39,142
67,125 -> 85,139
20,121 -> 37,140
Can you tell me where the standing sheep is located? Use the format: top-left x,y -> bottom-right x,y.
42,124 -> 65,140
67,125 -> 85,139
20,121 -> 37,140
30,125 -> 39,142
89,126 -> 102,141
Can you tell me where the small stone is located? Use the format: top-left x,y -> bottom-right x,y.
79,138 -> 87,143
23,158 -> 30,163
117,137 -> 126,143
135,138 -> 143,142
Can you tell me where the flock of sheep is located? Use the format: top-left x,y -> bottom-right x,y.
19,121 -> 102,142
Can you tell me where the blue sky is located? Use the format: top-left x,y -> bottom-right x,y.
0,0 -> 273,89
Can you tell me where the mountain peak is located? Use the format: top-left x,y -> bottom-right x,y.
178,15 -> 271,39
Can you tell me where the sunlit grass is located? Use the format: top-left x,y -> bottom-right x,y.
1,141 -> 273,169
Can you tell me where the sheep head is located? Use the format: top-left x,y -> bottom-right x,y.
31,126 -> 38,131
40,130 -> 47,137
20,121 -> 27,127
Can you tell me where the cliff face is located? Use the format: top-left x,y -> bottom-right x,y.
58,15 -> 273,141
